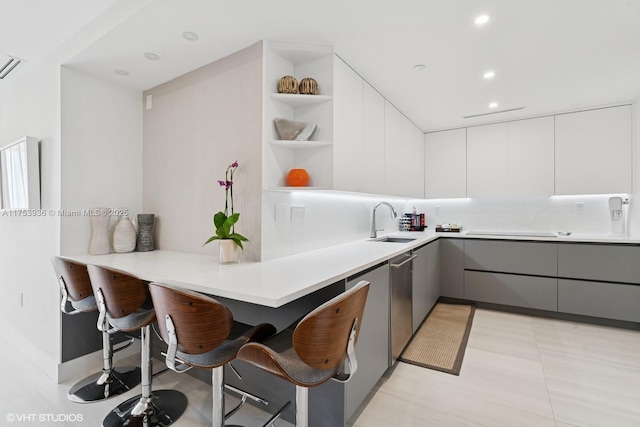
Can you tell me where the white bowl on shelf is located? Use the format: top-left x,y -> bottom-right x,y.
274,118 -> 317,141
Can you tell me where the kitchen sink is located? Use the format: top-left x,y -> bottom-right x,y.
371,237 -> 416,243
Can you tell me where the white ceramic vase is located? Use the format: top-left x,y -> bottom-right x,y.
89,207 -> 111,255
219,239 -> 239,264
113,215 -> 137,253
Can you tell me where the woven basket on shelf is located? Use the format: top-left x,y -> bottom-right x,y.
299,77 -> 318,95
278,75 -> 298,94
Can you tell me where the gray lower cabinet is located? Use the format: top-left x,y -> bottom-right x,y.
463,239 -> 558,311
464,271 -> 558,311
412,243 -> 441,332
426,240 -> 440,315
558,279 -> 640,323
557,243 -> 640,323
464,239 -> 557,276
440,238 -> 464,298
558,243 -> 640,284
345,263 -> 390,422
412,245 -> 427,333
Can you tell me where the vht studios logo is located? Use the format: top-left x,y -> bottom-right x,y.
6,413 -> 84,423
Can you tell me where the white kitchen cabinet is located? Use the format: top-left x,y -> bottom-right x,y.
555,105 -> 633,195
424,128 -> 467,198
384,102 -> 423,198
467,116 -> 554,197
467,123 -> 508,197
399,116 -> 424,198
403,125 -> 425,199
361,83 -> 386,194
384,101 -> 404,196
333,58 -> 363,192
508,116 -> 555,196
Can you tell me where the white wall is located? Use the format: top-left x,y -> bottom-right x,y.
0,56 -> 63,379
142,42 -> 263,261
411,195 -> 628,236
0,0 -> 150,380
60,67 -> 143,255
261,191 -> 403,260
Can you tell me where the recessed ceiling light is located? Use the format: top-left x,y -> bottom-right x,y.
413,64 -> 426,71
144,52 -> 160,61
489,102 -> 498,108
181,31 -> 199,41
114,69 -> 130,76
475,14 -> 490,25
483,71 -> 495,79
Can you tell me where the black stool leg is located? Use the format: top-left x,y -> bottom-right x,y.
102,325 -> 187,427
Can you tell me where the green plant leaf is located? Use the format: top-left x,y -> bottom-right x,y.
229,232 -> 248,242
213,212 -> 227,230
203,235 -> 221,246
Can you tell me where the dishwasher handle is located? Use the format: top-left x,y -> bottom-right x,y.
390,254 -> 417,269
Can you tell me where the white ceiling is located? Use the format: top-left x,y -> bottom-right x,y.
3,0 -> 640,131
0,0 -> 117,68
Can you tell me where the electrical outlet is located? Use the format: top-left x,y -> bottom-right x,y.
435,206 -> 441,216
19,292 -> 23,307
275,203 -> 288,222
291,205 -> 306,223
575,202 -> 585,215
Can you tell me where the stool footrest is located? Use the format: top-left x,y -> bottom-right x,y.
67,366 -> 140,403
262,401 -> 292,427
113,337 -> 135,354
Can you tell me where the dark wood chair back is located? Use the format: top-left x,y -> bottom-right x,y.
87,265 -> 149,319
148,283 -> 234,355
293,281 -> 369,370
51,257 -> 94,304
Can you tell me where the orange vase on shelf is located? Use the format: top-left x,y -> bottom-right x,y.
286,168 -> 309,187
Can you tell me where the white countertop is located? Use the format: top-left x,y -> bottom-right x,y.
68,230 -> 640,309
448,231 -> 640,244
67,232 -> 436,308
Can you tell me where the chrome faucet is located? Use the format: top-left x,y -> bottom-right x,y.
370,202 -> 398,238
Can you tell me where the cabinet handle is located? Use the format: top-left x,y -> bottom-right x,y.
390,255 -> 417,268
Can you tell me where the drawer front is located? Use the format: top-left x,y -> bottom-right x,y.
558,279 -> 640,323
558,244 -> 640,284
464,271 -> 558,311
464,240 -> 557,276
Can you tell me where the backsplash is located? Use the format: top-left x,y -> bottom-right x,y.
410,194 -> 629,236
262,191 -> 631,260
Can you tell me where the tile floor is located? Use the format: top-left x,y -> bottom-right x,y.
1,309 -> 639,426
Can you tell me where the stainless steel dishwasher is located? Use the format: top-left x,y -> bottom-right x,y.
390,251 -> 416,364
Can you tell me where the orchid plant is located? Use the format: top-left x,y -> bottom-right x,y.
204,160 -> 248,249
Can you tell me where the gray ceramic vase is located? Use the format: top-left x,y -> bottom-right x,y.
136,214 -> 155,251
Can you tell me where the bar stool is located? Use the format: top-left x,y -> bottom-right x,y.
147,282 -> 278,427
87,264 -> 187,427
51,257 -> 140,403
236,280 -> 370,427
